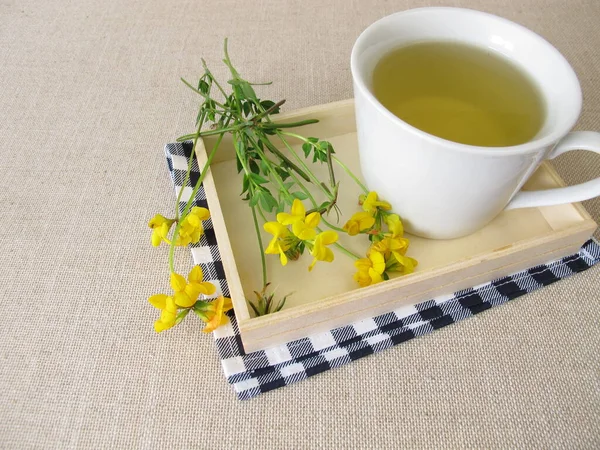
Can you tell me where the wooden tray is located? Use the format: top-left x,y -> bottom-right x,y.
197,99 -> 597,353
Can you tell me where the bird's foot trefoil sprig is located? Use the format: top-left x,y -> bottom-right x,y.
147,40 -> 418,334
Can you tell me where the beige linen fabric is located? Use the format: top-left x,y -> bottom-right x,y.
1,0 -> 600,448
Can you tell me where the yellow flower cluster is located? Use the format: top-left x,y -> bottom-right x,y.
147,206 -> 210,247
148,266 -> 231,333
194,296 -> 234,333
343,192 -> 417,287
176,207 -> 210,246
148,214 -> 175,247
264,199 -> 339,271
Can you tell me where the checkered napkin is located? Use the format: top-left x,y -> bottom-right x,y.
165,141 -> 600,400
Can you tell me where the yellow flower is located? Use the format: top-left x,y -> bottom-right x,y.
353,251 -> 385,287
148,214 -> 175,247
277,199 -> 307,225
149,294 -> 178,333
199,296 -> 234,333
292,211 -> 320,241
343,211 -> 375,236
384,213 -> 404,238
360,191 -> 391,215
371,236 -> 417,275
371,236 -> 410,258
308,230 -> 338,271
171,266 -> 216,307
176,206 -> 210,246
386,252 -> 418,275
264,221 -> 291,266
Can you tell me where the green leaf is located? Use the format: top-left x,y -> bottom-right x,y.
249,159 -> 260,174
264,294 -> 273,312
291,191 -> 308,200
242,101 -> 251,117
235,139 -> 246,156
260,191 -> 278,212
197,79 -> 209,94
302,142 -> 311,158
275,167 -> 290,181
260,100 -> 280,114
235,155 -> 243,174
283,182 -> 295,190
241,174 -> 250,195
248,301 -> 261,317
249,173 -> 268,185
258,296 -> 266,315
259,195 -> 269,211
259,159 -> 269,175
275,295 -> 287,312
240,81 -> 257,100
297,241 -> 306,254
249,192 -> 260,207
232,85 -> 244,104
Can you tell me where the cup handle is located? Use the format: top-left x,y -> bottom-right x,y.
505,131 -> 600,210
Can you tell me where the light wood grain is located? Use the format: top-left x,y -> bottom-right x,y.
198,100 -> 598,352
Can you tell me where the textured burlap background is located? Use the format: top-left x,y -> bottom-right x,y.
1,0 -> 600,448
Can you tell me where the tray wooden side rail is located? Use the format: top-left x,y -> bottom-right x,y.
196,99 -> 597,352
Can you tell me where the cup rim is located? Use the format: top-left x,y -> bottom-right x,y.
350,7 -> 583,156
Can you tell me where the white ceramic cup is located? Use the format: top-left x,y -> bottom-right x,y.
351,7 -> 600,239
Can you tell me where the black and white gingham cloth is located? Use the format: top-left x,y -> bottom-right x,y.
165,142 -> 600,400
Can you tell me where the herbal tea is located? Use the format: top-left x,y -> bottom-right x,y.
372,41 -> 545,147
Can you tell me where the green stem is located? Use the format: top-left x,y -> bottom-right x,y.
175,112 -> 206,219
251,204 -> 268,289
333,242 -> 360,260
279,131 -> 337,191
256,205 -> 269,223
168,132 -> 225,273
222,38 -> 239,77
177,124 -> 242,142
201,59 -> 228,98
247,135 -> 294,204
322,218 -> 346,234
254,133 -> 311,183
251,99 -> 285,122
332,155 -> 368,194
326,145 -> 336,188
276,132 -> 334,200
288,171 -> 316,206
180,78 -> 227,109
262,119 -> 319,129
315,226 -> 360,260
